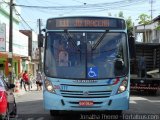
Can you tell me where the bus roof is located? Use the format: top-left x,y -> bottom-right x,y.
47,16 -> 125,20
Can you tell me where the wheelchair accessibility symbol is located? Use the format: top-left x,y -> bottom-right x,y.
88,67 -> 98,78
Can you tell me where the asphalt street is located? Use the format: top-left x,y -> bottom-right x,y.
13,90 -> 160,120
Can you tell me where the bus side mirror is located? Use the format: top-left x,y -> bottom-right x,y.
128,36 -> 136,59
38,34 -> 44,47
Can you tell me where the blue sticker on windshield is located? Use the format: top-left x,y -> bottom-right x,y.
88,67 -> 98,78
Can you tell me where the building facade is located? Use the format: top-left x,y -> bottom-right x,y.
135,15 -> 160,43
19,30 -> 39,78
0,0 -> 28,81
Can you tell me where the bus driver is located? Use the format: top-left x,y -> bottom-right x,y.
58,42 -> 69,66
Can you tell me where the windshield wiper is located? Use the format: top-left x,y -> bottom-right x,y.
64,29 -> 80,51
92,30 -> 109,50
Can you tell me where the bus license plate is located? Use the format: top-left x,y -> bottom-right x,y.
79,101 -> 93,106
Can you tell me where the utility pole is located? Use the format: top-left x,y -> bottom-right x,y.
150,0 -> 153,20
8,0 -> 13,84
38,19 -> 42,72
149,0 -> 155,21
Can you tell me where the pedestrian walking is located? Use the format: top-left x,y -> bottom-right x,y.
22,70 -> 30,91
36,71 -> 42,91
19,71 -> 24,89
28,71 -> 33,90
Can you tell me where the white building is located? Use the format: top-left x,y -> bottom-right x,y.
135,15 -> 160,43
0,0 -> 29,79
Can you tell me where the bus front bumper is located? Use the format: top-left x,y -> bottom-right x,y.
43,90 -> 129,111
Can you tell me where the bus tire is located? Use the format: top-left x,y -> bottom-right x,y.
50,110 -> 59,116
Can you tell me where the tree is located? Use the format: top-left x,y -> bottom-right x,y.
137,14 -> 151,42
155,21 -> 160,30
138,14 -> 151,25
107,11 -> 134,36
126,17 -> 133,36
108,12 -> 112,16
118,11 -> 133,36
108,11 -> 124,18
118,11 -> 124,18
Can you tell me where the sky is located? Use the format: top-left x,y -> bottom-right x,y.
15,0 -> 160,33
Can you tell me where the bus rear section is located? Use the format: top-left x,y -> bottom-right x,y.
43,16 -> 130,115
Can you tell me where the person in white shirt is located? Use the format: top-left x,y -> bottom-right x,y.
58,43 -> 69,66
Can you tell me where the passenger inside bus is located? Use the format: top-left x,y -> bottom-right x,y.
58,42 -> 69,66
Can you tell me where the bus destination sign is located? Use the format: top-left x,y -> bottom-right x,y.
56,19 -> 109,28
47,17 -> 125,30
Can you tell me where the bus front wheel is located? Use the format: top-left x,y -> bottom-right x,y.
50,110 -> 59,116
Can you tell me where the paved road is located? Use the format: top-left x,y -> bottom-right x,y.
14,90 -> 160,120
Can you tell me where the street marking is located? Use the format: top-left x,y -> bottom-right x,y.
130,96 -> 160,103
147,100 -> 160,103
130,96 -> 148,101
27,118 -> 34,120
129,100 -> 137,104
36,117 -> 45,120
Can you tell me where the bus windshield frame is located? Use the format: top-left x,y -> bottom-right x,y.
44,30 -> 129,80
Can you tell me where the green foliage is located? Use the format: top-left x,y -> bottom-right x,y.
126,17 -> 133,34
118,11 -> 124,18
156,26 -> 160,30
137,14 -> 151,25
108,12 -> 112,16
137,14 -> 151,42
155,21 -> 160,30
107,11 -> 134,34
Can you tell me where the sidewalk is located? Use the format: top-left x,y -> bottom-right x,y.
13,83 -> 38,97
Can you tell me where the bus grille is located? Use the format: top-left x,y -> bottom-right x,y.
60,84 -> 112,98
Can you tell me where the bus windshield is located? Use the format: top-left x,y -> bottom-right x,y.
44,31 -> 128,79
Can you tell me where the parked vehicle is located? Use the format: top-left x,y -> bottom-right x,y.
0,76 -> 17,119
130,42 -> 160,95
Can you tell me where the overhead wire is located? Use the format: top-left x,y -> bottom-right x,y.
71,0 -> 85,4
4,0 -> 158,16
16,0 -> 65,7
13,7 -> 35,31
19,0 -> 35,26
14,0 -> 151,17
34,0 -> 63,6
14,0 -> 147,10
2,0 -> 36,31
19,21 -> 28,30
14,0 -> 148,15
21,0 -> 159,19
18,2 -> 150,21
4,0 -> 159,31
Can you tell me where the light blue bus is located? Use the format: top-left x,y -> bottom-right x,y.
42,16 -> 130,116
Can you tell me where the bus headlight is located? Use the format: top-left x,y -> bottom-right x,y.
44,80 -> 55,93
117,79 -> 128,94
